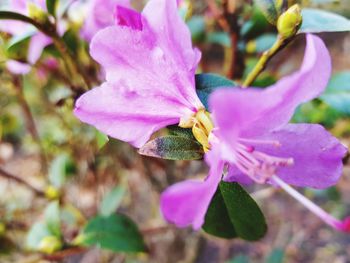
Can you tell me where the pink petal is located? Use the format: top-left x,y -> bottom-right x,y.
81,0 -> 130,42
27,33 -> 52,64
225,124 -> 347,189
6,60 -> 31,75
115,5 -> 143,30
160,149 -> 224,229
209,34 -> 331,138
74,82 -> 192,148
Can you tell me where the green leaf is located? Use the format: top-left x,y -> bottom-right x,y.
195,73 -> 236,109
320,71 -> 350,115
167,125 -> 195,140
265,248 -> 285,263
187,15 -> 206,42
96,130 -> 109,150
227,255 -> 250,263
254,33 -> 277,53
44,201 -> 61,238
49,154 -> 75,188
300,8 -> 350,33
79,214 -> 146,253
26,222 -> 51,250
207,32 -> 231,47
46,0 -> 58,16
138,136 -> 204,160
99,186 -> 126,217
6,29 -> 36,51
253,0 -> 280,25
203,182 -> 267,241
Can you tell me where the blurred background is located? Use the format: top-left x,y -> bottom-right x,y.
1,0 -> 350,262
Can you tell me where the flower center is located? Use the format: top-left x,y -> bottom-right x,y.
234,138 -> 294,183
179,108 -> 214,152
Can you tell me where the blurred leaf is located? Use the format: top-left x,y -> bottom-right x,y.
26,223 -> 51,250
96,130 -> 109,150
253,0 -> 280,25
227,255 -> 250,263
241,7 -> 271,38
203,182 -> 267,240
187,15 -> 206,42
300,8 -> 350,33
63,29 -> 79,53
265,248 -> 285,263
78,214 -> 146,253
49,154 -> 75,188
138,136 -> 204,160
320,71 -> 350,115
46,0 -> 58,16
44,201 -> 61,238
195,73 -> 236,109
207,32 -> 231,47
6,29 -> 36,51
254,33 -> 277,53
99,186 -> 126,217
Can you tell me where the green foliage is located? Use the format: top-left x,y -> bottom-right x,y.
320,71 -> 350,115
227,255 -> 250,263
26,201 -> 62,253
49,154 -> 75,188
96,130 -> 109,150
138,136 -> 204,160
99,186 -> 126,217
46,0 -> 58,17
76,214 -> 146,253
253,0 -> 282,25
265,248 -> 285,263
187,15 -> 206,42
300,8 -> 350,33
203,182 -> 267,241
195,73 -> 236,109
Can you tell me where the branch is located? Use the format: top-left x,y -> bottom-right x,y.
0,167 -> 45,197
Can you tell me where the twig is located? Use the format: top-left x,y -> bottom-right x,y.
12,76 -> 48,174
242,36 -> 287,87
0,167 -> 45,197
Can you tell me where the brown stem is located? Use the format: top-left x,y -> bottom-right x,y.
0,167 -> 45,197
12,76 -> 48,174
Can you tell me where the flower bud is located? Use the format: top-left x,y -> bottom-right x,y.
277,4 -> 302,39
38,235 -> 62,254
45,185 -> 60,200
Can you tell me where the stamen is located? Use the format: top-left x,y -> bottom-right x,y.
271,175 -> 350,232
238,138 -> 281,147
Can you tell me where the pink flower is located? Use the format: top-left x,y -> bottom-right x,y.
80,0 -> 131,42
74,0 -> 203,147
0,0 -> 59,74
161,35 -> 349,232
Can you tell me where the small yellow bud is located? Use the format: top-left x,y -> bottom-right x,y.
277,4 -> 302,39
246,40 -> 257,54
45,185 -> 60,200
0,222 -> 6,237
38,236 -> 62,254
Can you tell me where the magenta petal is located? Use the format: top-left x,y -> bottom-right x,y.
81,0 -> 130,42
115,5 -> 142,30
27,33 -> 52,64
210,34 -> 331,138
258,124 -> 347,188
6,60 -> 31,75
74,82 -> 194,148
160,149 -> 224,229
143,0 -> 200,74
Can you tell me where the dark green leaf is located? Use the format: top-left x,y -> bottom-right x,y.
79,214 -> 146,253
300,9 -> 350,33
265,248 -> 285,263
195,73 -> 236,109
207,32 -> 231,47
167,125 -> 195,140
46,0 -> 58,16
253,0 -> 279,25
138,136 -> 204,160
6,29 -> 36,51
203,182 -> 267,241
320,71 -> 350,115
187,15 -> 206,42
